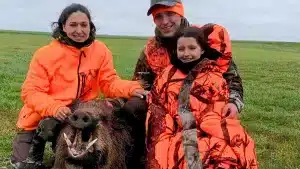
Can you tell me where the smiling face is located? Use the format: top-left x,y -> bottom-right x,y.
63,11 -> 90,42
153,11 -> 182,37
177,36 -> 204,63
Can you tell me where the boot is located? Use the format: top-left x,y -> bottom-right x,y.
27,134 -> 46,162
18,134 -> 46,169
25,117 -> 61,163
11,118 -> 62,169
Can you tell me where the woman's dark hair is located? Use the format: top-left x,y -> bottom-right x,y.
180,26 -> 222,60
51,3 -> 96,41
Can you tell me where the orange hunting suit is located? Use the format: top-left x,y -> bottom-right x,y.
145,24 -> 258,169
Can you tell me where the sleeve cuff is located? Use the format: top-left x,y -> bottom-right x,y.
229,93 -> 244,113
48,103 -> 65,117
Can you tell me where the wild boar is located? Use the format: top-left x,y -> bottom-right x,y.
51,98 -> 132,169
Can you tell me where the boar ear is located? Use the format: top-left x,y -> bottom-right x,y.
68,99 -> 82,113
102,100 -> 115,114
104,98 -> 125,111
93,99 -> 114,114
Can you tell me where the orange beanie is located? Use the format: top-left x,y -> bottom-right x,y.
151,2 -> 184,18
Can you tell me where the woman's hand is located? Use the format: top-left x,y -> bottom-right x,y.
54,106 -> 72,121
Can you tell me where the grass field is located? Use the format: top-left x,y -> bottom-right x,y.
0,31 -> 300,168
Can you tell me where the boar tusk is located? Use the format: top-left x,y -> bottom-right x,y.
63,133 -> 72,147
86,138 -> 98,150
88,133 -> 93,142
73,130 -> 79,147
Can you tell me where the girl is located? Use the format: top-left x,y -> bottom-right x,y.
145,25 -> 258,169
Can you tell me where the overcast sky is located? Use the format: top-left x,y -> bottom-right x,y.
0,0 -> 299,42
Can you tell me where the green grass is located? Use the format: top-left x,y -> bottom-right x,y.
0,31 -> 300,168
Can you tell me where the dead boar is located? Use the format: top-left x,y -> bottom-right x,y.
52,98 -> 132,169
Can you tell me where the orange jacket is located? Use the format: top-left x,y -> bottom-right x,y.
17,39 -> 142,130
145,61 -> 258,169
143,23 -> 232,76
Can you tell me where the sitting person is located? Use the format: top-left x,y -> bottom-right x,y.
145,25 -> 258,169
10,3 -> 146,169
124,2 -> 245,167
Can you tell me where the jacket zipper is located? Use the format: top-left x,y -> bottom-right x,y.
75,51 -> 86,98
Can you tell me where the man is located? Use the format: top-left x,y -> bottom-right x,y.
122,0 -> 244,168
132,0 -> 244,116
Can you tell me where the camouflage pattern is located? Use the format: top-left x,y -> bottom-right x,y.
177,65 -> 203,169
222,60 -> 244,112
132,50 -> 244,113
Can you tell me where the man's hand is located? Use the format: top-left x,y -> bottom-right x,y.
131,89 -> 150,99
222,103 -> 239,119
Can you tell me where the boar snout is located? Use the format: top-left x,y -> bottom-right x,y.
68,111 -> 93,129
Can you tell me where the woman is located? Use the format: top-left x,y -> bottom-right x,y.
145,25 -> 258,169
10,3 -> 146,169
